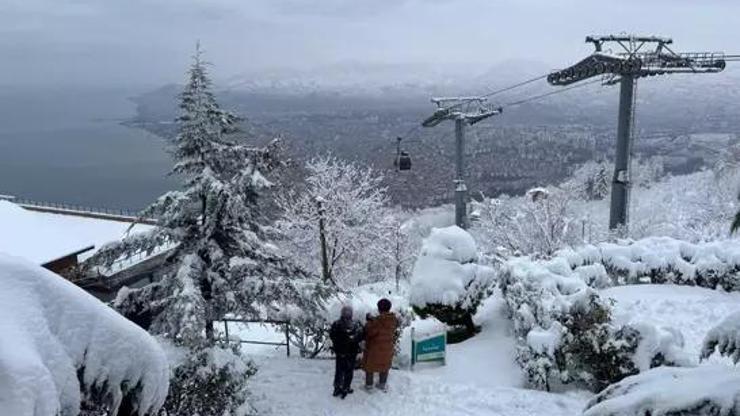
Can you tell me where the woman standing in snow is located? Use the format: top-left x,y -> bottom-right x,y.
362,298 -> 398,391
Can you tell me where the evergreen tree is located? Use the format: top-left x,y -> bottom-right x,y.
88,45 -> 324,414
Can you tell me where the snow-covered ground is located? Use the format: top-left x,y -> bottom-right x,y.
249,295 -> 589,416
602,284 -> 740,362
0,200 -> 149,264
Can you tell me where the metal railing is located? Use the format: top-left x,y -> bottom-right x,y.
1,195 -> 143,218
219,318 -> 291,357
1,194 -> 157,225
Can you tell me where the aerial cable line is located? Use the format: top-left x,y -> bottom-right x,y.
503,77 -> 605,107
480,74 -> 550,98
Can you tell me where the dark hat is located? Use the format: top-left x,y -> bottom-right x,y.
377,298 -> 392,312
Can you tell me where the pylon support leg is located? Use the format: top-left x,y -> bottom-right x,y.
609,76 -> 636,231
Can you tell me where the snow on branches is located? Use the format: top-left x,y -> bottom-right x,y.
702,311 -> 740,364
276,155 -> 397,288
0,254 -> 168,416
471,158 -> 740,259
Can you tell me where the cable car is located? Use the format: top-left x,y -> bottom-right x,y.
394,136 -> 412,171
398,151 -> 412,171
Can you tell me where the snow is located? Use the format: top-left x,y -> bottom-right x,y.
0,253 -> 169,416
526,323 -> 564,358
410,226 -> 495,307
249,295 -> 584,416
0,200 -> 150,264
704,311 -> 740,363
602,284 -> 740,362
583,365 -> 740,416
557,236 -> 740,287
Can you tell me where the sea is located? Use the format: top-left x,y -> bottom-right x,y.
0,85 -> 176,211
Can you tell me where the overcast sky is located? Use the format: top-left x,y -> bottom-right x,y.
2,0 -> 739,87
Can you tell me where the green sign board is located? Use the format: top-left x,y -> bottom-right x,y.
411,330 -> 446,368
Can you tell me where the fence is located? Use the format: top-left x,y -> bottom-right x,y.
100,240 -> 177,276
219,318 -> 292,357
1,194 -> 143,218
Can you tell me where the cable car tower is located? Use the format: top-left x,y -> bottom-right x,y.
549,35 -> 727,231
422,97 -> 502,229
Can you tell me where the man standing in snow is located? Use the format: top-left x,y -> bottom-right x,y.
363,298 -> 398,392
329,305 -> 364,399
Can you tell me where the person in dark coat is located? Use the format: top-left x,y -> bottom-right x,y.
362,298 -> 398,391
329,305 -> 364,398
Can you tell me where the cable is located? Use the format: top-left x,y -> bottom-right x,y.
480,74 -> 549,99
439,74 -> 551,113
503,77 -> 604,107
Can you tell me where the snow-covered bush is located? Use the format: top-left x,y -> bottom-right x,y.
702,310 -> 740,363
410,226 -> 495,337
583,365 -> 740,416
558,236 -> 740,289
160,343 -> 256,416
0,253 -> 168,416
499,255 -> 684,391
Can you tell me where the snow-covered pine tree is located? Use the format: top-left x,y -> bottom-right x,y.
88,45 -> 324,415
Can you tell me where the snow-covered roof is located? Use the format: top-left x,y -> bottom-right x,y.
0,201 -> 149,264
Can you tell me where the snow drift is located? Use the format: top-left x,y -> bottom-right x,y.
0,253 -> 169,416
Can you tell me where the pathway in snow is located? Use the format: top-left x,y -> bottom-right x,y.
249,295 -> 587,416
250,356 -> 586,416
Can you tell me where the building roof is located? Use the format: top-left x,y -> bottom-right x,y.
0,201 -> 149,264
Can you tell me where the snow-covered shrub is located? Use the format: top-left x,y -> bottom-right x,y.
499,255 -> 683,391
286,310 -> 331,359
0,253 -> 168,416
702,311 -> 740,363
558,236 -> 740,289
583,365 -> 740,416
410,226 -> 495,337
160,344 -> 257,416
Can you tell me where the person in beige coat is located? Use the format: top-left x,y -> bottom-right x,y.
362,298 -> 398,391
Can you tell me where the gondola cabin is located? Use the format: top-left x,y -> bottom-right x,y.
398,151 -> 412,171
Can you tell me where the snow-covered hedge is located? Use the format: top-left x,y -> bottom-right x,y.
499,255 -> 686,391
558,237 -> 740,290
583,365 -> 740,416
0,253 -> 169,416
410,226 -> 496,335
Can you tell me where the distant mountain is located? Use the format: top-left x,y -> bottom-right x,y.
223,60 -> 558,98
